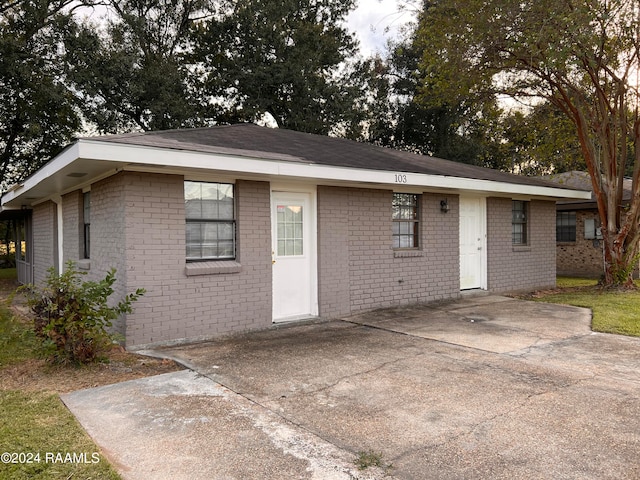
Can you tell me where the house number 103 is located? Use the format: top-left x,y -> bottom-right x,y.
395,174 -> 407,183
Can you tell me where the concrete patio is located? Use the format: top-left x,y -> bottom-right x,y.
62,296 -> 640,479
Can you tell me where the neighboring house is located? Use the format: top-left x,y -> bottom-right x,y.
543,171 -> 638,278
1,124 -> 589,348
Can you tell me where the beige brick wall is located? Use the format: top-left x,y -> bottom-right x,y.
118,174 -> 272,346
31,173 -> 561,346
317,186 -> 460,317
32,202 -> 57,285
557,210 -> 605,278
87,173 -> 128,335
486,198 -> 556,292
61,190 -> 83,264
32,201 -> 58,286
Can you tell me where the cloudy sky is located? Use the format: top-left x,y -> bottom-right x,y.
77,0 -> 416,58
347,0 -> 416,56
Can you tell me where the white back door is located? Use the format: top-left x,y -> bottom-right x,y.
271,191 -> 316,321
459,196 -> 486,290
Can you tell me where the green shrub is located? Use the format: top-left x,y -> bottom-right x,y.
20,262 -> 144,365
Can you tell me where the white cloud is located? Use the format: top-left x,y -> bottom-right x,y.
347,0 -> 415,57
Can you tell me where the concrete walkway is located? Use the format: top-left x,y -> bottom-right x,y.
62,296 -> 640,479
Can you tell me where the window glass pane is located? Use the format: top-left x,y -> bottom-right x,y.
202,223 -> 219,242
392,193 -> 419,249
83,192 -> 91,258
556,212 -> 576,242
201,243 -> 218,258
512,201 -> 528,244
218,240 -> 234,258
185,181 -> 235,260
83,192 -> 91,223
201,198 -> 218,219
185,199 -> 202,218
200,183 -> 218,200
186,223 -> 202,244
218,222 -> 234,241
276,204 -> 303,256
218,198 -> 234,220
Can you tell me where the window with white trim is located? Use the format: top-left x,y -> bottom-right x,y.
185,181 -> 235,261
392,193 -> 420,249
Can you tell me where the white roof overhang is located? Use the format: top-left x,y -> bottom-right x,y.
1,139 -> 591,210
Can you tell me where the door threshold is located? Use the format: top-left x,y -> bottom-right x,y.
460,289 -> 489,297
273,314 -> 319,324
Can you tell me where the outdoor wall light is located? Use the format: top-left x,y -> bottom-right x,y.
440,199 -> 450,213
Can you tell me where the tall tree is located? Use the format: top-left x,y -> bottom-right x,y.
368,16 -> 509,169
416,0 -> 640,287
501,101 -> 586,175
190,0 -> 365,135
0,0 -> 82,189
64,0 -> 208,133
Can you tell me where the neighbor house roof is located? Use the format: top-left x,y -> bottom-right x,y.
2,124 -> 590,210
542,171 -> 633,210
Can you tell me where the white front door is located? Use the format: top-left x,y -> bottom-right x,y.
459,196 -> 486,290
271,191 -> 316,321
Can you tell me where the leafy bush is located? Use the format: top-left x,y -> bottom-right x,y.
20,262 -> 144,365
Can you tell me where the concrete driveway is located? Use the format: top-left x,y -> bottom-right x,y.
62,296 -> 640,479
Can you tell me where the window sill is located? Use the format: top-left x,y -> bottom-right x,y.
185,260 -> 242,276
512,245 -> 531,253
393,250 -> 423,258
76,259 -> 91,270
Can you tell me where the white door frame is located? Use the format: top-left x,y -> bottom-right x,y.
459,196 -> 487,290
270,184 -> 318,322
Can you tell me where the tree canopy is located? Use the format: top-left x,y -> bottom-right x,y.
190,0 -> 366,135
0,0 -> 82,189
414,0 -> 640,287
64,0 -> 210,132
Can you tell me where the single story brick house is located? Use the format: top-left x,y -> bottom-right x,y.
1,124 -> 589,347
543,171 -> 638,278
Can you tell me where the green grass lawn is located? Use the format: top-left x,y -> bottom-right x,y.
0,390 -> 120,480
0,284 -> 121,480
532,277 -> 640,337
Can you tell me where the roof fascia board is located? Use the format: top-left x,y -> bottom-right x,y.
1,143 -> 81,206
4,139 -> 592,207
81,140 -> 590,200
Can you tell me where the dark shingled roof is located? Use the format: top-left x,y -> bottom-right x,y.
93,124 -> 581,191
542,171 -> 633,208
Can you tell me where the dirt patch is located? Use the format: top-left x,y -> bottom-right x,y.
0,349 -> 182,394
0,277 -> 182,395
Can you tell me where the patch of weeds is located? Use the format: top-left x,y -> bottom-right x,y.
0,305 -> 38,368
355,449 -> 393,473
0,268 -> 17,280
19,262 -> 144,365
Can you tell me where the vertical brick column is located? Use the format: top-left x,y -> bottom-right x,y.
32,201 -> 58,286
317,186 -> 351,317
61,190 -> 83,264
